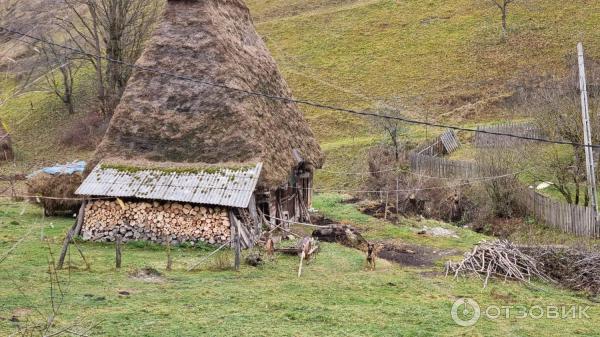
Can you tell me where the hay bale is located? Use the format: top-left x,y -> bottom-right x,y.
26,173 -> 82,216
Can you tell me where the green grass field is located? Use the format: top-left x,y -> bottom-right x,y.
1,194 -> 599,336
3,2 -> 600,335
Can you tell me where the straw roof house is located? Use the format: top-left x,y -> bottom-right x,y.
76,0 -> 324,248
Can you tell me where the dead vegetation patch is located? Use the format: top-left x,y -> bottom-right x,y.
60,112 -> 108,150
379,243 -> 446,267
128,267 -> 164,283
311,223 -> 448,268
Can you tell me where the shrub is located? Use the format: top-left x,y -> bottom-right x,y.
60,112 -> 108,150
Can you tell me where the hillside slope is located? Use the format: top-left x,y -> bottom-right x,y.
1,0 -> 600,187
244,0 -> 600,187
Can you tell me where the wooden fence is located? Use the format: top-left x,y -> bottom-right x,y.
519,189 -> 599,238
409,152 -> 481,179
410,125 -> 600,237
414,129 -> 460,157
474,122 -> 544,148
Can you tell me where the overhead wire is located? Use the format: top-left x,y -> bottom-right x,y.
1,26 -> 598,149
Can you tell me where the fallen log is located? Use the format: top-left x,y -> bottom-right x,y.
312,224 -> 367,250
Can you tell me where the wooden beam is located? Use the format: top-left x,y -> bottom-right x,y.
56,202 -> 86,270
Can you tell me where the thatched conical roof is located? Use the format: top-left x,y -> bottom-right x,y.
94,0 -> 323,189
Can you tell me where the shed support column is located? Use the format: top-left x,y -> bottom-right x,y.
229,210 -> 241,270
57,201 -> 86,270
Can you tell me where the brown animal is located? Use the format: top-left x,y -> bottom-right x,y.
366,242 -> 381,271
265,236 -> 274,258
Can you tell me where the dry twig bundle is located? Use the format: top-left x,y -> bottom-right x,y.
445,240 -> 551,288
523,246 -> 600,295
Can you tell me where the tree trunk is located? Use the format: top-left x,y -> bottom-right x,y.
61,66 -> 75,114
89,4 -> 108,117
501,9 -> 507,36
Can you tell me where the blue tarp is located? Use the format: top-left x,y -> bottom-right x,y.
29,161 -> 86,178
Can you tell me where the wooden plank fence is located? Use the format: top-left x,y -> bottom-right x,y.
410,126 -> 600,238
409,152 -> 482,179
519,188 -> 599,238
474,122 -> 544,148
414,129 -> 460,157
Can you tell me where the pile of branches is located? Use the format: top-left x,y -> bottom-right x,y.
522,246 -> 600,295
445,240 -> 551,288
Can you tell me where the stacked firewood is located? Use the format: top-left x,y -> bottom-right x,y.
81,200 -> 231,245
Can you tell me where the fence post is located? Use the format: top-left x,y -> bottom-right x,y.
115,234 -> 122,269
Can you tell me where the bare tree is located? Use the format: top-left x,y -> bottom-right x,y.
55,0 -> 161,117
526,65 -> 600,205
528,145 -> 586,205
371,100 -> 407,161
487,0 -> 518,37
40,36 -> 80,114
476,147 -> 525,218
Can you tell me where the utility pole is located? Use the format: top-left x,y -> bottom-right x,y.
577,42 -> 599,221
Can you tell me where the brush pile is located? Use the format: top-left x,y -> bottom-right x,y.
82,200 -> 231,245
447,240 -> 600,295
445,240 -> 551,287
522,246 -> 600,295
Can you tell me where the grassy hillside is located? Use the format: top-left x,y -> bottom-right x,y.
245,0 -> 600,187
1,0 -> 600,186
1,195 -> 599,336
0,71 -> 97,174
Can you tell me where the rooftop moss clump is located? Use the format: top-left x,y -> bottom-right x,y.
99,163 -> 257,175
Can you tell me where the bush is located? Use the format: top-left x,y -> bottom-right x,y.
361,145 -> 472,223
60,112 -> 108,150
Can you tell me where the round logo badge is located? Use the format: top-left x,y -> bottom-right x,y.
451,298 -> 481,327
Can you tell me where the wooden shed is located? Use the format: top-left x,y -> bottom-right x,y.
75,0 -> 324,249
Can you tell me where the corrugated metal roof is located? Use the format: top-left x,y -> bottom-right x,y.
75,163 -> 262,208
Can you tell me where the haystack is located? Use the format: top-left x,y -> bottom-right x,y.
93,0 -> 323,187
27,172 -> 82,216
77,0 -> 324,248
0,120 -> 14,161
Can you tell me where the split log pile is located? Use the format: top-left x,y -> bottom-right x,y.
82,200 -> 231,245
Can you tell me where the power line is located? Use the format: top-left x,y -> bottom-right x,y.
1,26 -> 598,149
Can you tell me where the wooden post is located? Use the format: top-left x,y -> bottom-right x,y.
384,191 -> 389,220
56,202 -> 86,270
165,235 -> 172,271
577,42 -> 599,221
115,234 -> 122,269
230,210 -> 241,271
234,226 -> 241,271
395,177 -> 399,219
